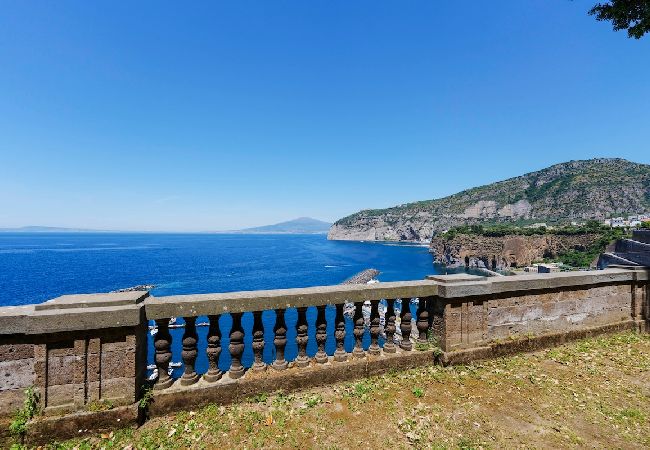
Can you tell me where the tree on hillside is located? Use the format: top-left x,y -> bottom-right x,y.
589,0 -> 650,39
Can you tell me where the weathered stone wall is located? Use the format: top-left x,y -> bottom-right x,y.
434,270 -> 648,352
0,327 -> 145,418
486,284 -> 632,341
0,342 -> 36,413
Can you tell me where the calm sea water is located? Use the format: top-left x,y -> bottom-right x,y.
0,233 -> 438,306
0,232 -> 446,375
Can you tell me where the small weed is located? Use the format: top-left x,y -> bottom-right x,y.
344,380 -> 375,403
616,408 -> 646,424
249,392 -> 269,403
305,394 -> 323,408
412,387 -> 424,398
458,436 -> 479,449
9,386 -> 40,442
272,392 -> 294,408
86,399 -> 114,412
139,385 -> 155,410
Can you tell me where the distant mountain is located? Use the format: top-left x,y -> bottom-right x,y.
236,217 -> 332,234
0,226 -> 111,233
329,158 -> 650,242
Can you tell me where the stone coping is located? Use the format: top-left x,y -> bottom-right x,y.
0,303 -> 145,335
436,268 -> 643,298
425,274 -> 487,283
0,268 -> 647,335
145,280 -> 440,319
35,292 -> 148,311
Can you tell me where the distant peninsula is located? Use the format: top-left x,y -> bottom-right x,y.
0,226 -> 114,233
229,217 -> 332,234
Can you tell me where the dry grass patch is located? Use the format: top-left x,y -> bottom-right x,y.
27,331 -> 650,449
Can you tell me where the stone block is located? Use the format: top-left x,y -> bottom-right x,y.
101,339 -> 129,353
101,350 -> 135,379
100,377 -> 135,403
0,343 -> 34,361
47,355 -> 75,386
444,305 -> 463,348
466,302 -> 487,344
46,383 -> 77,408
47,345 -> 75,357
0,387 -> 28,417
87,338 -> 101,354
87,353 -> 101,383
0,358 -> 35,391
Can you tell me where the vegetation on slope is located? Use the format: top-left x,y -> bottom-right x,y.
333,159 -> 650,240
37,331 -> 650,449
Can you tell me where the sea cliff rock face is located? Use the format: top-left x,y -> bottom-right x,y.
329,158 -> 650,242
327,214 -> 433,242
429,233 -> 600,270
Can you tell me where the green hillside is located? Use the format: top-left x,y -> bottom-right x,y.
330,159 -> 650,242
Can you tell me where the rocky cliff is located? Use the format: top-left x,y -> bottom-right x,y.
429,233 -> 601,270
328,158 -> 650,242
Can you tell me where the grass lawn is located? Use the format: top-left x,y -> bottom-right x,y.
31,331 -> 650,449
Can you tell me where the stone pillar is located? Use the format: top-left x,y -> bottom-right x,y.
383,299 -> 397,353
400,298 -> 413,351
1,291 -> 147,419
204,315 -> 223,382
333,303 -> 347,362
368,300 -> 381,355
154,319 -> 174,390
416,298 -> 430,345
314,305 -> 328,363
228,313 -> 245,379
272,309 -> 288,370
352,302 -> 365,358
295,307 -> 310,368
251,311 -> 266,372
430,299 -> 446,351
180,317 -> 200,386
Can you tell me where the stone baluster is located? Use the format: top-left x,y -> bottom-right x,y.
352,302 -> 365,358
416,298 -> 430,345
180,317 -> 200,385
228,312 -> 246,379
154,319 -> 174,389
315,305 -> 328,363
204,315 -> 223,382
251,311 -> 266,372
295,307 -> 310,367
272,309 -> 288,370
333,303 -> 347,362
383,299 -> 397,353
400,298 -> 413,351
368,300 -> 381,355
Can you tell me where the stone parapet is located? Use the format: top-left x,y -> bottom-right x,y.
0,268 -> 648,446
0,292 -> 148,445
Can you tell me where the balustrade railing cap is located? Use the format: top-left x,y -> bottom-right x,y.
436,268 -> 640,298
426,274 -> 487,283
0,305 -> 34,335
0,293 -> 148,336
145,280 -> 440,319
35,291 -> 149,311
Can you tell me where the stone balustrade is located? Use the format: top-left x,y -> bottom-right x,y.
0,267 -> 648,445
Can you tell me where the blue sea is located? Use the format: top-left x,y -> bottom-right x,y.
0,233 -> 439,307
0,233 -> 446,375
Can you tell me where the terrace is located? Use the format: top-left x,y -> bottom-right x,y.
0,267 -> 648,445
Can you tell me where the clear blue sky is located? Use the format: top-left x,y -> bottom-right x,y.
1,1 -> 649,231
